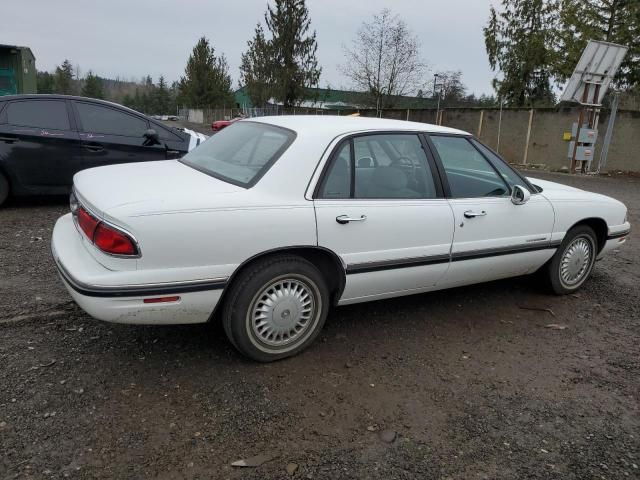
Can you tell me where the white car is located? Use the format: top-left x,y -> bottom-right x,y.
51,116 -> 630,361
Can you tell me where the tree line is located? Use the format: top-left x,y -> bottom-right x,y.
36,60 -> 180,114
485,0 -> 639,107
36,0 -> 639,113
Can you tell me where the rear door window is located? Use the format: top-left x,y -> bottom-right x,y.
153,123 -> 184,141
7,100 -> 70,130
319,142 -> 352,199
75,102 -> 148,137
318,134 -> 439,199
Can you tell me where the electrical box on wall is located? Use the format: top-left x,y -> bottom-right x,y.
567,143 -> 595,161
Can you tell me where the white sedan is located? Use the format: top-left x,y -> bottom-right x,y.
51,116 -> 630,361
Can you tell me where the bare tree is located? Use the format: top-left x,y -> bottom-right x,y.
341,9 -> 427,112
427,70 -> 468,105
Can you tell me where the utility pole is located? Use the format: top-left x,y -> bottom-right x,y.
433,73 -> 443,125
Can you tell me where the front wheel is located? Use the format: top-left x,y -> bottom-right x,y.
545,225 -> 597,295
222,256 -> 329,362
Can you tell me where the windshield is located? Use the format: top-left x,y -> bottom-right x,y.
180,122 -> 295,187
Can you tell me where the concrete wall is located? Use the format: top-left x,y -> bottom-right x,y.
186,109 -> 204,124
183,104 -> 640,173
368,107 -> 640,173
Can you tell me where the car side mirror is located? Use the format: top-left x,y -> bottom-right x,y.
511,185 -> 531,205
143,129 -> 160,145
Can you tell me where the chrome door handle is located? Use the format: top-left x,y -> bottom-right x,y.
463,210 -> 487,218
336,214 -> 367,224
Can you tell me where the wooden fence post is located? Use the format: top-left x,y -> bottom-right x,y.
477,110 -> 485,138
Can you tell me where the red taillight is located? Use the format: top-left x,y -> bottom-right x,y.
74,204 -> 138,256
77,207 -> 99,240
93,223 -> 137,255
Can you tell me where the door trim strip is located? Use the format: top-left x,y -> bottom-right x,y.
346,241 -> 561,275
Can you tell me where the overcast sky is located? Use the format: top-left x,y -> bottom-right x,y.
5,0 -> 498,96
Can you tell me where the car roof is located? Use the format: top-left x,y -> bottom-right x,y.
0,94 -> 144,116
248,115 -> 469,136
0,94 -> 188,138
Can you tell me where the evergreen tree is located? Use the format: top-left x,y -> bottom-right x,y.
557,0 -> 640,90
240,24 -> 273,107
81,71 -> 105,99
37,71 -> 54,94
54,59 -> 75,95
155,75 -> 171,114
122,93 -> 135,110
133,88 -> 143,112
179,37 -> 234,107
264,0 -> 321,106
484,0 -> 558,106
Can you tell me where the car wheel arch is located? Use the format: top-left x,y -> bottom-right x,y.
567,217 -> 608,253
210,245 -> 347,322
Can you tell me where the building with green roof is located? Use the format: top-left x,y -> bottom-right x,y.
234,86 -> 436,110
0,44 -> 36,96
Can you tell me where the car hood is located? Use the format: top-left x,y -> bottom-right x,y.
73,160 -> 244,219
527,177 -> 584,194
528,176 -> 625,207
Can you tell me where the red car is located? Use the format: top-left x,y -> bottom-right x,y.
211,116 -> 243,132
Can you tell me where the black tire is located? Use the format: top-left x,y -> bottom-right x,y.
222,255 -> 329,362
545,225 -> 597,295
0,172 -> 9,207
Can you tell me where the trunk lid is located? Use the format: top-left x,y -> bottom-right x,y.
73,160 -> 244,219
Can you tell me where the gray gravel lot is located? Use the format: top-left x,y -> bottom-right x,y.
0,171 -> 638,479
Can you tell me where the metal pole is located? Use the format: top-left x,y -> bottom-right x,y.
570,84 -> 590,173
477,110 -> 484,138
496,99 -> 503,153
585,83 -> 601,172
522,108 -> 534,165
597,92 -> 619,173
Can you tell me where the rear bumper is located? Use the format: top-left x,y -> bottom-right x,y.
51,214 -> 224,325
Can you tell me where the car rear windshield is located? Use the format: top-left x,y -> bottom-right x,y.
180,122 -> 295,187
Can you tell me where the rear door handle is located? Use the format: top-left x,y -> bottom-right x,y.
336,214 -> 367,224
0,136 -> 18,144
83,143 -> 104,152
463,210 -> 487,218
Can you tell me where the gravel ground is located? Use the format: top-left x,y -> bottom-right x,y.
0,171 -> 638,479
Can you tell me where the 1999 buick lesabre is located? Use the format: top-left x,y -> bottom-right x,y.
51,116 -> 630,361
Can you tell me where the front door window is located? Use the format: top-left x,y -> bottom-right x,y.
430,135 -> 509,198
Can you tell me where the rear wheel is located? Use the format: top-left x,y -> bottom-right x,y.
545,225 -> 597,295
222,255 -> 329,362
0,172 -> 9,207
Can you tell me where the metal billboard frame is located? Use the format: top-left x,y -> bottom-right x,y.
560,40 -> 628,173
560,40 -> 628,106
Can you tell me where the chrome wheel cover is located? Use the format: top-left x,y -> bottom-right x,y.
559,236 -> 594,288
246,274 -> 321,352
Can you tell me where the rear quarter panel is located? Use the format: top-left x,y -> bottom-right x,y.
128,198 -> 318,282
